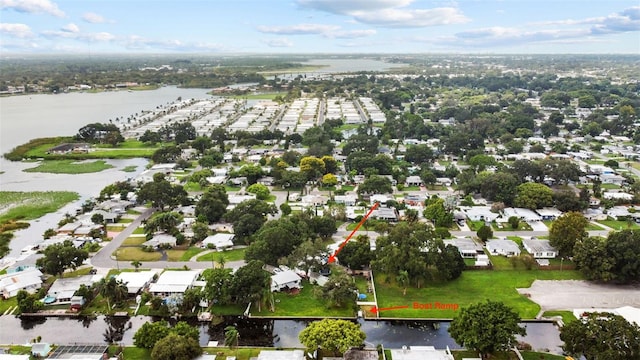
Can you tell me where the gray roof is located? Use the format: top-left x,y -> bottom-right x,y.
522,238 -> 557,253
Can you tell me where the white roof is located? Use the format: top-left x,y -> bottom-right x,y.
390,347 -> 454,360
271,270 -> 301,286
155,270 -> 200,286
203,233 -> 235,248
257,350 -> 305,360
115,271 -> 156,293
0,355 -> 30,360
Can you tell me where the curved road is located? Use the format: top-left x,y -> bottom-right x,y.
89,207 -> 245,271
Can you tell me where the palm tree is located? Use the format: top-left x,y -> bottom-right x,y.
224,326 -> 239,357
396,270 -> 409,296
131,260 -> 142,271
100,277 -> 128,312
217,254 -> 226,269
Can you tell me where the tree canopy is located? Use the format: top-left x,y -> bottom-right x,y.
36,240 -> 89,277
150,333 -> 202,360
549,211 -> 588,258
299,319 -> 366,356
449,300 -> 526,359
560,312 -> 640,360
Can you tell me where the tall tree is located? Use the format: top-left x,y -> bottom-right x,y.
338,235 -> 373,270
560,312 -> 640,360
137,173 -> 188,211
36,240 -> 88,277
549,212 -> 588,258
195,184 -> 229,223
514,182 -> 553,209
449,300 -> 526,359
151,333 -> 202,360
318,273 -> 358,308
299,319 -> 366,357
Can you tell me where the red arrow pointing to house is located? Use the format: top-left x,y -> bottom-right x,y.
370,305 -> 409,314
328,201 -> 380,263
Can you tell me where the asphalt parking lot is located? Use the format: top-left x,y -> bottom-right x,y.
518,280 -> 640,311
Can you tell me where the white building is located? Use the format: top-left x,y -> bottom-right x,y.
115,270 -> 157,294
270,270 -> 302,292
486,239 -> 521,257
202,233 -> 235,251
0,268 -> 43,299
522,238 -> 557,258
149,270 -> 200,296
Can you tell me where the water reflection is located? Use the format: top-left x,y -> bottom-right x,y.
0,315 -> 563,355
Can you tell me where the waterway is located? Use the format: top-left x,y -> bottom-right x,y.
0,315 -> 563,354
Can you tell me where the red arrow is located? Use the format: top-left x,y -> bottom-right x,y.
370,305 -> 409,314
328,201 -> 380,263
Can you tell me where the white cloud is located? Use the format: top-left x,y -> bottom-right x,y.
296,0 -> 468,28
352,7 -> 469,27
82,12 -> 108,24
257,23 -> 339,35
41,29 -> 115,42
0,23 -> 33,38
0,0 -> 64,17
326,29 -> 376,39
265,38 -> 294,47
61,23 -> 79,33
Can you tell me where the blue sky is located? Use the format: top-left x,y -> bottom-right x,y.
1,0 -> 639,54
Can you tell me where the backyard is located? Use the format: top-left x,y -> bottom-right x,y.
373,269 -> 583,319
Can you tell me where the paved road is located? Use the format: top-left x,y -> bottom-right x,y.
89,207 -> 245,271
519,280 -> 640,311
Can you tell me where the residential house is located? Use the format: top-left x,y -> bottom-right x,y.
116,270 -> 157,294
0,268 -> 43,299
460,206 -> 499,223
270,270 -> 302,292
148,270 -> 200,297
390,346 -> 454,360
501,207 -> 541,222
334,195 -> 357,206
47,275 -> 95,304
142,233 -> 177,249
202,233 -> 235,251
522,238 -> 557,258
405,175 -> 423,187
443,238 -> 484,259
535,208 -> 563,221
435,177 -> 453,187
256,350 -> 305,360
371,207 -> 399,221
486,239 -> 521,257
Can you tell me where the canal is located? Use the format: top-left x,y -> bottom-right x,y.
0,315 -> 563,354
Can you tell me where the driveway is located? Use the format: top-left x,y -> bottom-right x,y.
528,221 -> 548,232
518,280 -> 640,311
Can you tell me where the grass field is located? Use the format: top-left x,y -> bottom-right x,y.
597,219 -> 640,230
121,236 -> 146,246
374,269 -> 583,319
179,247 -> 205,261
253,280 -> 355,317
23,160 -> 114,174
231,92 -> 287,100
0,191 -> 79,223
197,248 -> 246,262
542,310 -> 577,324
114,247 -> 162,261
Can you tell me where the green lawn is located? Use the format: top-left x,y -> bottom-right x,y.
23,160 -> 114,173
374,269 -> 583,319
121,165 -> 138,172
252,280 -> 356,317
542,310 -> 578,324
0,296 -> 18,315
597,219 -> 640,230
114,247 -> 162,261
122,237 -> 146,246
493,221 -> 532,231
0,191 -> 79,223
121,347 -> 150,360
197,248 -> 246,262
180,247 -> 205,261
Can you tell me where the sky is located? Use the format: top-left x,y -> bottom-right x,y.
1,0 -> 639,54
